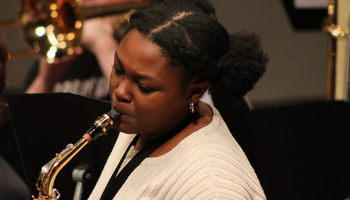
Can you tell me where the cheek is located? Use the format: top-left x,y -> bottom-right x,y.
133,93 -> 188,132
109,75 -> 118,96
109,83 -> 114,97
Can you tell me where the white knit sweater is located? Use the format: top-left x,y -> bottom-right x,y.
88,104 -> 266,199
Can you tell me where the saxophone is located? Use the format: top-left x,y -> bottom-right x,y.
32,109 -> 121,200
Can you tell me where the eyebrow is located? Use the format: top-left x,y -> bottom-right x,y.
114,51 -> 159,83
114,51 -> 124,68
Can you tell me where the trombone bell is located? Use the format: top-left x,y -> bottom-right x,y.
18,0 -> 84,64
0,0 -> 149,63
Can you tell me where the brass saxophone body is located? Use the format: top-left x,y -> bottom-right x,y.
32,109 -> 121,200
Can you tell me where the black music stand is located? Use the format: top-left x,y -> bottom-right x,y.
0,93 -> 119,199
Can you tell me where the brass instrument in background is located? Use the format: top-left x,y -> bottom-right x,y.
0,0 -> 149,63
32,109 -> 121,200
323,0 -> 349,100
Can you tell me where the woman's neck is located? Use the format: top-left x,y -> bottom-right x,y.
135,102 -> 213,156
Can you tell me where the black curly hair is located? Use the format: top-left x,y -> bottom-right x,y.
124,0 -> 268,99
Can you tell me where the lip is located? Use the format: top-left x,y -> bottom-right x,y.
112,105 -> 129,116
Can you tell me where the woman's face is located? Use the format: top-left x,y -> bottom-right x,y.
110,30 -> 192,139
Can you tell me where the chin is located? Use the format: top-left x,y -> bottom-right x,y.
114,123 -> 137,134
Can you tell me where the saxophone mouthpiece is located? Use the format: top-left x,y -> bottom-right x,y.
107,108 -> 122,121
85,109 -> 121,141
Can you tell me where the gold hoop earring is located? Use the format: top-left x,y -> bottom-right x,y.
189,102 -> 194,114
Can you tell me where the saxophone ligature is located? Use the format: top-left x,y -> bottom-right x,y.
32,109 -> 121,200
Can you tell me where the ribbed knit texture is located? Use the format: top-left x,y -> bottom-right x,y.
88,103 -> 266,199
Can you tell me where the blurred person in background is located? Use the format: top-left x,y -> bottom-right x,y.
25,0 -> 145,100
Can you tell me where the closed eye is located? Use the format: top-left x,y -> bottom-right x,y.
112,64 -> 156,94
138,84 -> 155,94
112,64 -> 124,76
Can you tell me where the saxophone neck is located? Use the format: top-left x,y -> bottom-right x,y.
35,137 -> 89,199
33,109 -> 121,200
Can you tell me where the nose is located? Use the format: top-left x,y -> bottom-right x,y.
113,78 -> 132,103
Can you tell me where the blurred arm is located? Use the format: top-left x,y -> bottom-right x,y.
26,57 -> 73,93
80,17 -> 118,83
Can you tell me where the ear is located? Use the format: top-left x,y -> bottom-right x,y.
188,80 -> 210,104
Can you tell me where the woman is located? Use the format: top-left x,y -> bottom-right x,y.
89,0 -> 268,199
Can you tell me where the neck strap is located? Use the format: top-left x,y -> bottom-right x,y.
100,132 -> 174,199
100,113 -> 196,200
